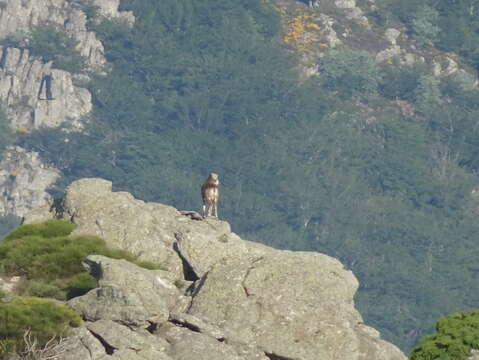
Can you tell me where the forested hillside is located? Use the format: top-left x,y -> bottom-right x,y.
2,0 -> 479,353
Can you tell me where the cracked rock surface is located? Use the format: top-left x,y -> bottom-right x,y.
24,178 -> 406,360
68,255 -> 189,326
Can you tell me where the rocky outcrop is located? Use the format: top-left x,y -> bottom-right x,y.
0,146 -> 59,217
92,0 -> 135,25
0,0 -> 132,131
0,0 -> 133,218
0,47 -> 92,130
468,350 -> 479,360
24,178 -> 407,360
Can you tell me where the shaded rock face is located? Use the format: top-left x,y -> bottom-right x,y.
0,0 -> 98,131
0,47 -> 92,130
24,178 -> 407,360
0,146 -> 59,217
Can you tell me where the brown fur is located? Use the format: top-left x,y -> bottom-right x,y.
201,173 -> 219,218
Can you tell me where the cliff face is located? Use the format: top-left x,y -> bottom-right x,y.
24,178 -> 407,360
0,146 -> 59,216
0,0 -> 131,218
0,47 -> 92,130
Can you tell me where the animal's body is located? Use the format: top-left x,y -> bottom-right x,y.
201,173 -> 219,218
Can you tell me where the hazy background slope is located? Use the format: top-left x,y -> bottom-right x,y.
1,0 -> 479,352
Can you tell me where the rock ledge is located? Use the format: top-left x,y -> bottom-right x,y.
24,178 -> 406,360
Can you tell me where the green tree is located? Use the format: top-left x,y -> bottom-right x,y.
378,64 -> 425,101
24,24 -> 85,72
415,75 -> 442,114
319,47 -> 381,98
411,5 -> 440,45
410,310 -> 479,360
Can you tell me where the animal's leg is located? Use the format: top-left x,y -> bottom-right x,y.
212,204 -> 218,218
202,204 -> 207,217
207,203 -> 212,217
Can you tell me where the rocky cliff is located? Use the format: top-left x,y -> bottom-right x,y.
0,0 -> 132,218
0,0 -> 133,131
23,178 -> 407,360
0,146 -> 59,216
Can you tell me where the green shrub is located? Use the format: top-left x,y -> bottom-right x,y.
379,64 -> 426,101
411,5 -> 440,46
0,220 -> 165,300
3,219 -> 75,242
2,24 -> 87,73
0,297 -> 81,357
410,310 -> 479,360
30,24 -> 86,72
320,47 -> 380,98
414,75 -> 442,113
19,280 -> 66,299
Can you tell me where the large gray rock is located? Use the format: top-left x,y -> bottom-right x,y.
335,0 -> 357,8
92,0 -> 135,25
168,312 -> 225,340
468,349 -> 479,360
58,178 -> 185,275
385,28 -> 401,45
187,251 -> 406,360
60,322 -> 172,360
35,178 -> 256,278
0,146 -> 59,217
161,324 -> 248,360
0,47 -> 92,130
60,326 -> 106,360
175,225 -> 269,278
69,255 -> 188,326
25,178 -> 407,360
87,320 -> 170,359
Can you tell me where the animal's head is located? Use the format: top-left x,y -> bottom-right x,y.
208,173 -> 219,185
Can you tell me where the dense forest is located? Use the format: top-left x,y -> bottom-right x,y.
1,0 -> 479,353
